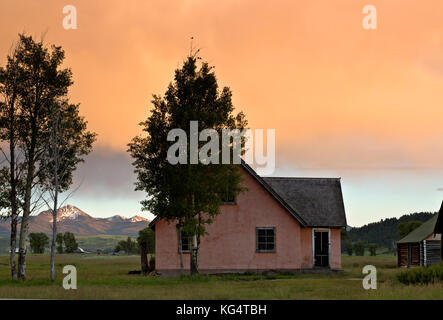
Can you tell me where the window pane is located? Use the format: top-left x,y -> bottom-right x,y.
181,236 -> 190,251
258,242 -> 266,250
258,236 -> 267,243
256,227 -> 275,252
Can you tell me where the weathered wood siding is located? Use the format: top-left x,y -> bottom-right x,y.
398,244 -> 407,267
424,240 -> 441,266
397,243 -> 420,267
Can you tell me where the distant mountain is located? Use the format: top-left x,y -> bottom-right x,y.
0,205 -> 150,237
346,211 -> 437,249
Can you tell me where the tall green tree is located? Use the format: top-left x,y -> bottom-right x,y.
29,233 -> 49,254
56,232 -> 64,253
10,34 -> 74,280
63,232 -> 78,253
128,54 -> 247,274
0,41 -> 26,280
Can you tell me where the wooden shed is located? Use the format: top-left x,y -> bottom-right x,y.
397,203 -> 442,268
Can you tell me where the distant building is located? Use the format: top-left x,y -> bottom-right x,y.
397,202 -> 442,267
150,162 -> 347,275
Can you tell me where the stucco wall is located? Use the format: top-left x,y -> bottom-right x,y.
155,168 -> 342,274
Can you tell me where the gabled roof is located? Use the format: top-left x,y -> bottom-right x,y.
433,201 -> 443,234
397,214 -> 439,244
149,161 -> 347,229
240,162 -> 308,226
262,177 -> 347,227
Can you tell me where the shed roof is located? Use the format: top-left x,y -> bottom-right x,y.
397,214 -> 439,244
262,177 -> 347,227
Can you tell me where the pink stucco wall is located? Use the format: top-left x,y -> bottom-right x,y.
154,168 -> 342,274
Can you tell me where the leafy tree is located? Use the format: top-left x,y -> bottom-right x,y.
345,241 -> 353,256
0,34 -> 94,280
368,243 -> 378,256
354,241 -> 366,256
128,53 -> 247,274
0,40 -> 27,280
0,34 -> 74,280
114,237 -> 138,254
56,233 -> 64,253
29,233 -> 49,254
398,220 -> 423,239
63,232 -> 78,253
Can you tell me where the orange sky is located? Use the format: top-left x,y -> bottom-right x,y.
1,1 -> 442,225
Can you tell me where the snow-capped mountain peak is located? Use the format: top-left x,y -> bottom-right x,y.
129,215 -> 149,223
48,205 -> 89,222
103,215 -> 128,222
0,205 -> 152,237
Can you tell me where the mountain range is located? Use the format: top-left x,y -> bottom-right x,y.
0,205 -> 151,237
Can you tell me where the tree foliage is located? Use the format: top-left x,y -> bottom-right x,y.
368,243 -> 378,256
128,54 -> 247,274
29,233 -> 49,254
0,34 -> 95,280
354,241 -> 366,256
0,33 -> 76,279
62,232 -> 78,253
56,232 -> 64,253
114,237 -> 139,254
345,241 -> 353,256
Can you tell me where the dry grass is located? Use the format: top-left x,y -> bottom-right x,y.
0,254 -> 442,300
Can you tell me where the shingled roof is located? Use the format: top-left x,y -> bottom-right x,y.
262,177 -> 347,227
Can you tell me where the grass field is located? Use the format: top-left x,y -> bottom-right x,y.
0,254 -> 442,299
0,235 -> 137,254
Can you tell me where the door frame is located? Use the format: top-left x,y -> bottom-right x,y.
312,228 -> 331,268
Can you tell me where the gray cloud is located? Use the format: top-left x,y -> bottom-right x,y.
72,147 -> 143,199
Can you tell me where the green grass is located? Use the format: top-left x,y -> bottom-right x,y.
0,254 -> 441,299
0,235 -> 136,254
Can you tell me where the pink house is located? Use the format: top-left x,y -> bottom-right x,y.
149,162 -> 347,275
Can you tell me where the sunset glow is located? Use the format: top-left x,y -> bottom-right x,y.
1,0 -> 442,226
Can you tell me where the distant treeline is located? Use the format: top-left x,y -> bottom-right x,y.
346,211 -> 437,250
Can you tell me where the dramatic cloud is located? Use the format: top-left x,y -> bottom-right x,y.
72,147 -> 141,200
1,0 -> 443,224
